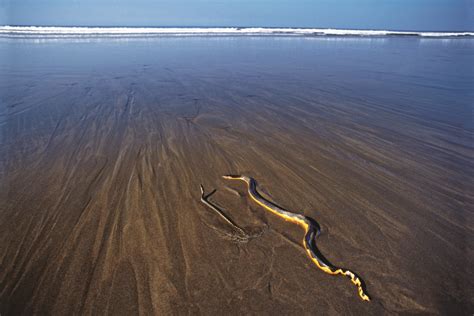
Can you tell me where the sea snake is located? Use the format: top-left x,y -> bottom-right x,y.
223,175 -> 370,301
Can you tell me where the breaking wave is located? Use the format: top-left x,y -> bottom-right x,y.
1,26 -> 473,38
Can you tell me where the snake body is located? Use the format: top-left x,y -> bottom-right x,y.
223,175 -> 370,301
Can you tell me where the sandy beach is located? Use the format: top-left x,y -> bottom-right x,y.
1,36 -> 473,315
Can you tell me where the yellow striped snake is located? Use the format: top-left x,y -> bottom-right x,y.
223,175 -> 370,301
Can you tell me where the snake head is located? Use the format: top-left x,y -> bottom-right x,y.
222,175 -> 242,180
223,175 -> 253,185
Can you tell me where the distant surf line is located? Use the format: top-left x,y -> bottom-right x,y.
1,25 -> 473,38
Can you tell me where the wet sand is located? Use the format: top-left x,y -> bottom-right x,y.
1,37 -> 473,315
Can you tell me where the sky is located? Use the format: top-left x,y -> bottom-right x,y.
0,0 -> 472,31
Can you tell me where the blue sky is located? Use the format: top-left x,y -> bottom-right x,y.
0,0 -> 472,31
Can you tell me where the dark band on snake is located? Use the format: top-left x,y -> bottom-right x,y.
222,175 -> 370,301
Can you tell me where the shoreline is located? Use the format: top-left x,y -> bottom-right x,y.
1,25 -> 473,38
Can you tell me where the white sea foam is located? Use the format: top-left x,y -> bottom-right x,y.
0,26 -> 472,38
